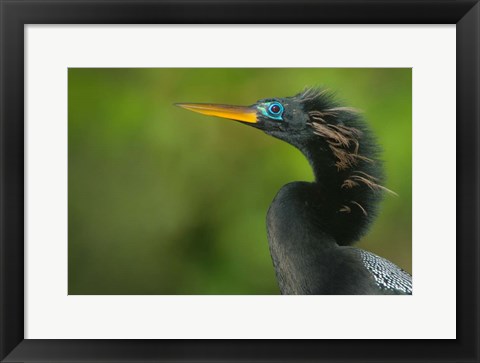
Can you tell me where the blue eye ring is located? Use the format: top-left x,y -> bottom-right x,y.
260,101 -> 284,121
268,102 -> 283,115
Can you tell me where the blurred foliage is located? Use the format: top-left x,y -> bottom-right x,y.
68,68 -> 411,294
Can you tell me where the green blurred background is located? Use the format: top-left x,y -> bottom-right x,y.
68,68 -> 411,295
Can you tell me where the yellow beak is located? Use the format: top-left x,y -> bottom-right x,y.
175,103 -> 258,124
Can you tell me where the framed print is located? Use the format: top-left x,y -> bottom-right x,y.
1,1 -> 479,362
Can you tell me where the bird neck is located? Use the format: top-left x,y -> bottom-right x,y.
296,135 -> 384,246
301,138 -> 339,185
267,181 -> 338,251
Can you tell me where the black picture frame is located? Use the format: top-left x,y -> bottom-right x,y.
1,1 -> 478,362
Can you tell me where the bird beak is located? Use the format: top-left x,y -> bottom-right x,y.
175,103 -> 258,124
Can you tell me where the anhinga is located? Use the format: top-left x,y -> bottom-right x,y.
176,88 -> 412,295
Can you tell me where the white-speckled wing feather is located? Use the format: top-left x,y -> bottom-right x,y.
360,250 -> 412,294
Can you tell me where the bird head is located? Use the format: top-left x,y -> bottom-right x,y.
176,88 -> 374,168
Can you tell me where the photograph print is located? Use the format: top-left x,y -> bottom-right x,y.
68,68 -> 412,295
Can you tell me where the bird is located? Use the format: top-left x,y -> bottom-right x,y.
176,88 -> 412,295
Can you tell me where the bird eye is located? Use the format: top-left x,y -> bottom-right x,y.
262,102 -> 284,120
269,103 -> 282,114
